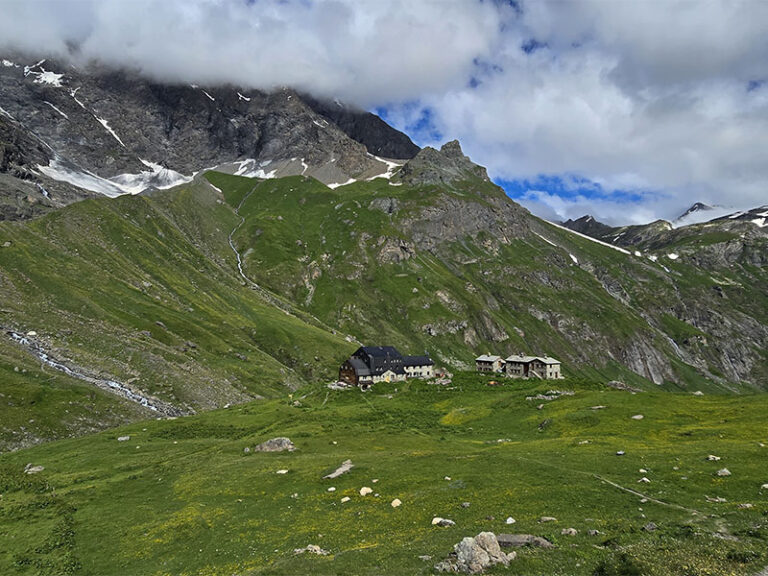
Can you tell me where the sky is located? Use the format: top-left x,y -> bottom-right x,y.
1,0 -> 767,224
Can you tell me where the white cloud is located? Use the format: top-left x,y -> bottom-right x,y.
1,0 -> 767,223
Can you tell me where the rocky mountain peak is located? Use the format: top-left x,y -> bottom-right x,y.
398,139 -> 489,187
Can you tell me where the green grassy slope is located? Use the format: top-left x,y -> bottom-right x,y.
0,179 -> 350,448
1,375 -> 766,575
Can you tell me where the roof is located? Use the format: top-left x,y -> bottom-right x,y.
506,355 -> 561,365
359,346 -> 402,358
346,357 -> 371,376
403,355 -> 434,367
506,355 -> 538,363
476,355 -> 503,362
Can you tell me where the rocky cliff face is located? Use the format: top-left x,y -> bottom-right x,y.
0,53 -> 420,219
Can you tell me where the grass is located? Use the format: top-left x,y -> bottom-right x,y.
1,373 -> 767,575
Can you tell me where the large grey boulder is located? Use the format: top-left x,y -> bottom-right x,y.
252,437 -> 295,452
435,532 -> 515,574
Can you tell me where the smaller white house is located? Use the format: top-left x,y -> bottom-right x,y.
475,354 -> 506,373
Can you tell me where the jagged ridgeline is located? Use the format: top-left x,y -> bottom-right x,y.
0,54 -> 767,451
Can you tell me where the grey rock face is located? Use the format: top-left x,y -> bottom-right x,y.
0,53 -> 419,218
399,140 -> 489,187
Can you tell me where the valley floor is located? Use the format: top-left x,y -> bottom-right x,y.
1,374 -> 767,575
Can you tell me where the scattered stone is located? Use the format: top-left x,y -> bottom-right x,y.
276,469 -> 289,475
616,451 -> 625,456
536,404 -> 544,410
323,459 -> 353,479
418,555 -> 432,561
578,440 -> 590,445
294,544 -> 329,556
706,455 -> 721,461
2,241 -> 11,248
538,418 -> 552,431
445,476 -> 452,481
24,464 -> 44,474
631,414 -> 644,420
327,486 -> 336,492
761,483 -> 768,490
505,517 -> 516,525
638,477 -> 651,483
605,380 -> 643,393
639,468 -> 648,474
432,517 -> 456,527
590,405 -> 606,410
372,479 -> 379,483
434,532 -> 515,574
243,447 -> 251,453
692,390 -> 704,396
738,503 -> 753,509
643,522 -> 657,532
716,468 -> 731,477
706,496 -> 727,503
341,496 -> 350,503
117,436 -> 130,442
391,498 -> 402,508
640,498 -> 648,504
496,533 -> 554,549
673,466 -> 679,470
252,437 -> 295,452
26,330 -> 37,337
561,528 -> 578,536
539,516 -> 557,523
359,486 -> 373,496
587,529 -> 601,536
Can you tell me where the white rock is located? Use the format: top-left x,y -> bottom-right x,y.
692,390 -> 704,396
761,483 -> 768,490
341,496 -> 350,503
24,464 -> 44,474
431,517 -> 455,527
276,469 -> 289,475
716,468 -> 731,477
561,528 -> 578,536
444,476 -> 451,481
631,414 -> 644,420
26,331 -> 37,336
327,487 -> 336,492
639,469 -> 647,474
359,486 -> 373,496
117,436 -> 130,442
391,498 -> 402,508
706,455 -> 721,461
505,517 -> 516,525
638,477 -> 651,483
372,479 -> 379,483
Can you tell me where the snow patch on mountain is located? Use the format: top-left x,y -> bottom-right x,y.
366,155 -> 403,181
69,87 -> 86,109
44,101 -> 68,119
234,159 -> 278,179
202,90 -> 215,102
673,205 -> 733,228
38,159 -> 191,197
0,105 -> 14,120
327,177 -> 356,189
237,92 -> 251,102
94,116 -> 125,147
2,59 -> 18,68
546,220 -> 632,255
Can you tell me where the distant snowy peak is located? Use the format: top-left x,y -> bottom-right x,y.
673,202 -> 732,227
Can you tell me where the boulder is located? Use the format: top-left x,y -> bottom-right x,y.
391,499 -> 402,508
24,463 -> 44,474
252,437 -> 295,452
432,517 -> 456,527
435,532 -> 515,574
716,468 -> 731,477
497,534 -> 554,549
706,454 -> 721,461
323,459 -> 353,479
293,544 -> 329,556
561,528 -> 578,536
117,436 -> 130,442
539,516 -> 557,523
359,486 -> 373,496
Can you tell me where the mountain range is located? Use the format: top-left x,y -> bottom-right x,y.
1,52 -> 767,451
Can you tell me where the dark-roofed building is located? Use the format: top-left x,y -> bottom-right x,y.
339,346 -> 434,388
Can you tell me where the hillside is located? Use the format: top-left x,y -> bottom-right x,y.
1,141 -> 767,450
1,375 -> 767,575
